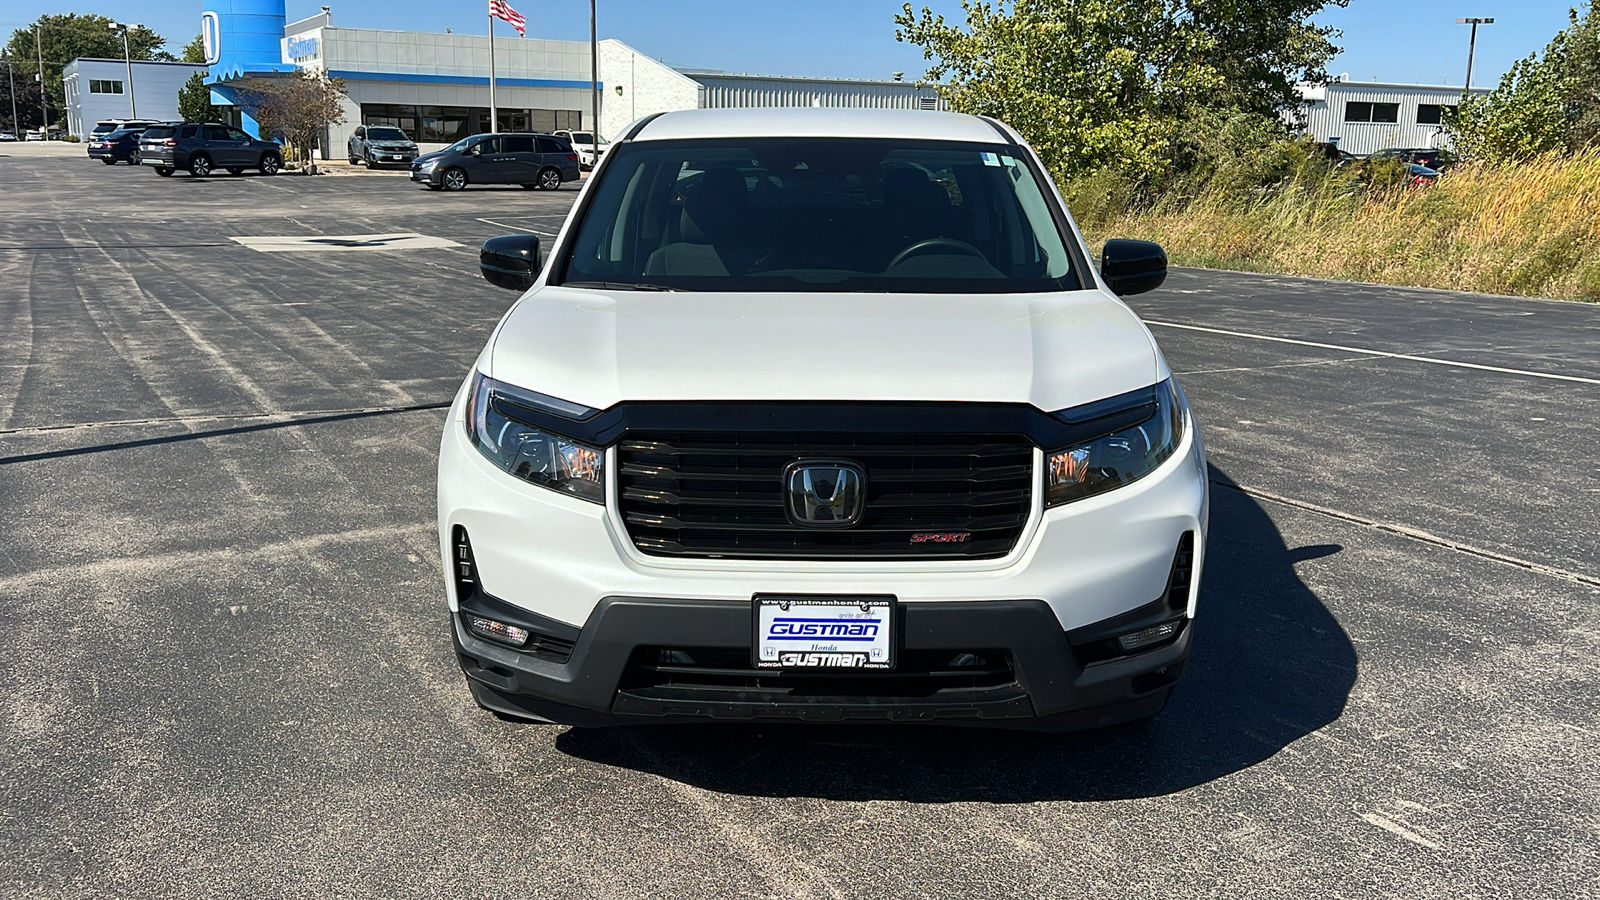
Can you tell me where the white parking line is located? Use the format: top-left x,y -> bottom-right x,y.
1146,320 -> 1600,386
476,217 -> 560,237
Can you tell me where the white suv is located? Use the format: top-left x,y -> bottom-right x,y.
440,108 -> 1207,731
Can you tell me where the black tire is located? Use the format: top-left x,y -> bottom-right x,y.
362,157 -> 372,168
440,167 -> 468,191
155,167 -> 173,177
189,154 -> 213,177
130,155 -> 140,166
260,154 -> 281,176
227,167 -> 243,176
101,157 -> 116,165
536,167 -> 562,191
348,154 -> 360,164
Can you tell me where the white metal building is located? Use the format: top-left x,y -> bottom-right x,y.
61,58 -> 208,138
1296,80 -> 1491,155
598,41 -> 946,146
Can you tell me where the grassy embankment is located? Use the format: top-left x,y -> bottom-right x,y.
1066,151 -> 1600,302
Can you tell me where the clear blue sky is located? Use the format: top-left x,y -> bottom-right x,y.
0,0 -> 1586,89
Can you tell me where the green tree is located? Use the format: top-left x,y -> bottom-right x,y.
1449,3 -> 1600,161
2,15 -> 168,126
895,0 -> 1347,181
236,69 -> 348,174
177,71 -> 219,122
181,33 -> 207,64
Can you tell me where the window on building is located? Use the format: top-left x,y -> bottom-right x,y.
1344,101 -> 1400,124
89,79 -> 124,94
362,104 -> 420,141
1417,104 -> 1457,125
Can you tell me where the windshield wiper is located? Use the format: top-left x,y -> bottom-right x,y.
560,281 -> 681,292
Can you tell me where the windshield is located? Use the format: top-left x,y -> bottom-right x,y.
445,135 -> 480,153
558,137 -> 1081,293
367,127 -> 409,142
570,132 -> 600,144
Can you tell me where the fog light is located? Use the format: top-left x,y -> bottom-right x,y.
467,615 -> 530,647
1116,619 -> 1183,653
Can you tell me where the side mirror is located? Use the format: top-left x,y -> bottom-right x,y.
1100,239 -> 1167,296
480,234 -> 542,291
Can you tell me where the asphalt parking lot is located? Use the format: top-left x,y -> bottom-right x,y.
2,142 -> 1598,899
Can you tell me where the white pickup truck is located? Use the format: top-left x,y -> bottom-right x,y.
444,108 -> 1207,732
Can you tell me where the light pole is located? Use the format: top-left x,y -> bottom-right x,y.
590,0 -> 599,142
1457,17 -> 1494,92
109,21 -> 140,119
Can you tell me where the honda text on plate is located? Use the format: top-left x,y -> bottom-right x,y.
439,108 -> 1208,731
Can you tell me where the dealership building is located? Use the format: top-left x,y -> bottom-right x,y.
191,0 -> 945,157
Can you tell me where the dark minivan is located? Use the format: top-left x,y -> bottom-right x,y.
139,122 -> 284,177
410,133 -> 579,191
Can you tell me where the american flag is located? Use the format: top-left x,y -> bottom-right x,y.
489,0 -> 526,36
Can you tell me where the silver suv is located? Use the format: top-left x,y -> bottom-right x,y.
347,125 -> 419,168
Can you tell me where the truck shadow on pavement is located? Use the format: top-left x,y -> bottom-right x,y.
554,464 -> 1358,802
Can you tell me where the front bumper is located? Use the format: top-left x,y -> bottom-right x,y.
455,594 -> 1191,731
367,150 -> 417,166
409,166 -> 440,184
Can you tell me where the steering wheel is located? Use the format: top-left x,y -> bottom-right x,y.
887,237 -> 987,270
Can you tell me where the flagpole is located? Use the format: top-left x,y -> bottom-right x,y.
487,7 -> 498,133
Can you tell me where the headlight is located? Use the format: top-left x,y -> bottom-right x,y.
1045,379 -> 1186,507
417,158 -> 437,170
465,372 -> 605,504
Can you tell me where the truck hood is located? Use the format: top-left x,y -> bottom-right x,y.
486,287 -> 1163,413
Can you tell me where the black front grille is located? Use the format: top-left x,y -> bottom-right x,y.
617,431 -> 1033,560
620,647 -> 1020,702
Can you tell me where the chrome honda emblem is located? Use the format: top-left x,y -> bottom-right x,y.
783,460 -> 866,528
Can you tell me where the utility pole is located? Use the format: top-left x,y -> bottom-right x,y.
1457,17 -> 1494,92
3,49 -> 19,140
590,0 -> 599,139
35,24 -> 48,131
110,22 -> 140,119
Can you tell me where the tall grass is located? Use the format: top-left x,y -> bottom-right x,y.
1069,151 -> 1600,302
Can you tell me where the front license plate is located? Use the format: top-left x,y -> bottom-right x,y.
753,595 -> 895,669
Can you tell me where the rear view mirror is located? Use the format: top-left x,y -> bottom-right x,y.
480,235 -> 542,291
1100,239 -> 1167,296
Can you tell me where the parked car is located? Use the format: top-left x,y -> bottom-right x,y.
554,129 -> 609,169
347,124 -> 419,168
87,127 -> 149,165
444,108 -> 1207,732
139,122 -> 283,177
0,132 -> 17,142
89,118 -> 160,141
1369,147 -> 1458,171
25,127 -> 63,141
1407,163 -> 1441,185
409,133 -> 579,191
